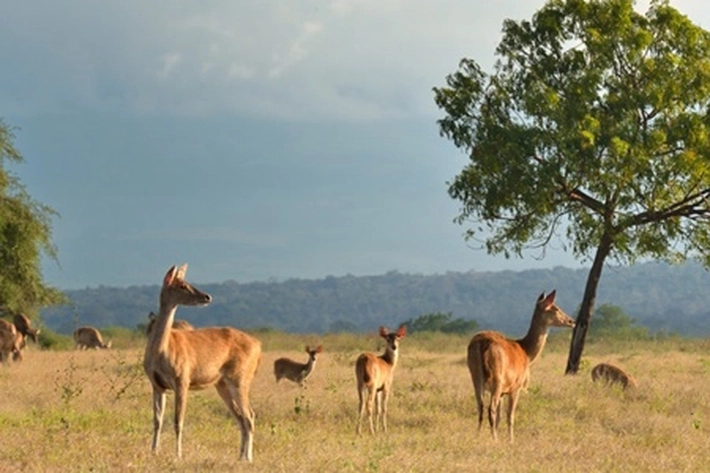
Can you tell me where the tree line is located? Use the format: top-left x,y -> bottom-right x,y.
39,261 -> 710,338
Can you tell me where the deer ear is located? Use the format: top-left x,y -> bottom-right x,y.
164,266 -> 178,286
305,346 -> 310,352
542,290 -> 557,308
379,326 -> 389,338
176,263 -> 188,281
537,292 -> 546,303
317,345 -> 323,353
397,325 -> 407,338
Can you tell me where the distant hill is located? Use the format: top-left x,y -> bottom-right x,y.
40,261 -> 710,337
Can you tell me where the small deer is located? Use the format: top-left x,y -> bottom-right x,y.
143,264 -> 262,462
355,325 -> 407,435
274,345 -> 323,386
467,290 -> 575,442
74,326 -> 112,350
591,362 -> 637,390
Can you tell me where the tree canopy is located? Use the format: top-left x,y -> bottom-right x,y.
0,118 -> 65,317
433,0 -> 710,372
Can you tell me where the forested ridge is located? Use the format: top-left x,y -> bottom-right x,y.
40,261 -> 710,336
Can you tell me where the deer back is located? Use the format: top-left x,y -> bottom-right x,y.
161,327 -> 262,389
74,326 -> 110,348
469,331 -> 530,393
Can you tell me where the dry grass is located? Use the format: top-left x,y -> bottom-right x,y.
0,333 -> 708,472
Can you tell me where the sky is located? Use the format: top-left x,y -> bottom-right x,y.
0,1 -> 706,290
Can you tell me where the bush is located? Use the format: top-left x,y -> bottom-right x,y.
37,328 -> 74,351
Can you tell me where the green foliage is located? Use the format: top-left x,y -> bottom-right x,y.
587,304 -> 649,341
0,118 -> 66,314
433,0 -> 710,265
38,327 -> 74,351
402,311 -> 478,335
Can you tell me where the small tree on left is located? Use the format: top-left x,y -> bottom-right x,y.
0,118 -> 66,318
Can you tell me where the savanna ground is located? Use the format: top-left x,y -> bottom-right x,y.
0,331 -> 708,472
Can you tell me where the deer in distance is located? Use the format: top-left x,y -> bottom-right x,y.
591,362 -> 637,390
74,326 -> 112,350
0,320 -> 23,363
274,345 -> 323,387
13,313 -> 40,346
355,325 -> 407,435
467,290 -> 575,442
143,264 -> 262,462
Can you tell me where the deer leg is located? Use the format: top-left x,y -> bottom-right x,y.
380,388 -> 390,433
474,387 -> 485,432
356,385 -> 367,435
217,380 -> 254,462
488,387 -> 502,441
373,390 -> 381,432
174,384 -> 189,458
151,389 -> 166,452
366,388 -> 376,435
507,389 -> 521,443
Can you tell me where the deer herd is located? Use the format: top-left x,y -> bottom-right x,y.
0,264 -> 642,463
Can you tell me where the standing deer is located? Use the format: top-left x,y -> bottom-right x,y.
13,313 -> 40,345
467,290 -> 575,442
74,326 -> 112,350
355,325 -> 407,435
274,345 -> 323,386
591,362 -> 637,390
143,264 -> 262,462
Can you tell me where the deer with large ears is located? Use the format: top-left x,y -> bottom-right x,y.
143,264 -> 262,462
467,290 -> 574,442
355,324 -> 407,435
274,345 -> 323,387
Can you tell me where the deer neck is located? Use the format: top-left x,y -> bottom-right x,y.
379,346 -> 398,367
147,301 -> 177,354
304,356 -> 316,374
517,315 -> 549,365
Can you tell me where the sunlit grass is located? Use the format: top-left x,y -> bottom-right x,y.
0,333 -> 708,471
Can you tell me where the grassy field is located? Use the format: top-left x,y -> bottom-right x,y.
0,331 -> 708,472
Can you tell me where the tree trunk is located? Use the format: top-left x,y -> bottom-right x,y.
565,231 -> 613,374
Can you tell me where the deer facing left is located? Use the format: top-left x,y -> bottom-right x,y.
143,264 -> 262,462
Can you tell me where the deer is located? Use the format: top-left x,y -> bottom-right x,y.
355,325 -> 407,435
13,313 -> 40,345
274,345 -> 323,386
73,326 -> 112,350
145,311 -> 194,336
591,362 -> 637,390
467,290 -> 575,442
0,320 -> 22,363
143,264 -> 262,462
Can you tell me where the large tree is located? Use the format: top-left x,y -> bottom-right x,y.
0,118 -> 65,317
433,0 -> 710,373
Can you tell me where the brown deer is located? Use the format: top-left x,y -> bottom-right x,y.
74,326 -> 112,349
0,320 -> 22,363
145,311 -> 194,336
355,325 -> 407,435
13,313 -> 40,345
143,264 -> 262,462
467,290 -> 575,442
591,362 -> 637,390
274,345 -> 323,386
